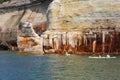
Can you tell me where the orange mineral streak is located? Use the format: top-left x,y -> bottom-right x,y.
21,37 -> 27,48
33,22 -> 47,35
42,30 -> 120,54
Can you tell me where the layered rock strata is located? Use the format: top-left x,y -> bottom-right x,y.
17,0 -> 120,54
47,0 -> 120,30
0,0 -> 51,49
41,0 -> 120,54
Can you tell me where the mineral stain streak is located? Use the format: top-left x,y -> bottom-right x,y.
42,29 -> 120,54
17,22 -> 44,55
18,22 -> 120,54
41,0 -> 120,54
17,0 -> 120,55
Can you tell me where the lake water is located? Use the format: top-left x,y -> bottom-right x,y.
0,51 -> 120,80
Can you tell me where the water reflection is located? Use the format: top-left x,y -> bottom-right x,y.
0,51 -> 120,80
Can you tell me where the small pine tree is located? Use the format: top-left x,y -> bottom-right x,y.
0,0 -> 11,3
18,22 -> 24,30
0,0 -> 4,3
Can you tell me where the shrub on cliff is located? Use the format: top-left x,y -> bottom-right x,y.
0,0 -> 11,3
18,22 -> 24,30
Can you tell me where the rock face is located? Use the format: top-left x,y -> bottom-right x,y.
0,0 -> 52,51
47,0 -> 120,30
0,0 -> 51,42
0,9 -> 46,31
41,0 -> 120,54
2,0 -> 120,54
17,22 -> 44,55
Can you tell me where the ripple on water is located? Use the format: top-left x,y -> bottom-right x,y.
0,51 -> 120,80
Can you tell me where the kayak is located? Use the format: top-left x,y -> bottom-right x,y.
89,56 -> 116,59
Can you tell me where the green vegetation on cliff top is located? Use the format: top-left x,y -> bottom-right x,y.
0,0 -> 10,3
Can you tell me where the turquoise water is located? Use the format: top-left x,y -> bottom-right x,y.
0,51 -> 120,80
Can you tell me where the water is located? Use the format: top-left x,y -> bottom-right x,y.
0,51 -> 120,80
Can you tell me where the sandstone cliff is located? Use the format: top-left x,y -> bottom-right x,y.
0,0 -> 52,37
0,0 -> 52,49
1,0 -> 120,54
47,0 -> 120,30
41,0 -> 120,54
17,22 -> 44,55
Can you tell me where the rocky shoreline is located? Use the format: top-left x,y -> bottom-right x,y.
1,0 -> 120,55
